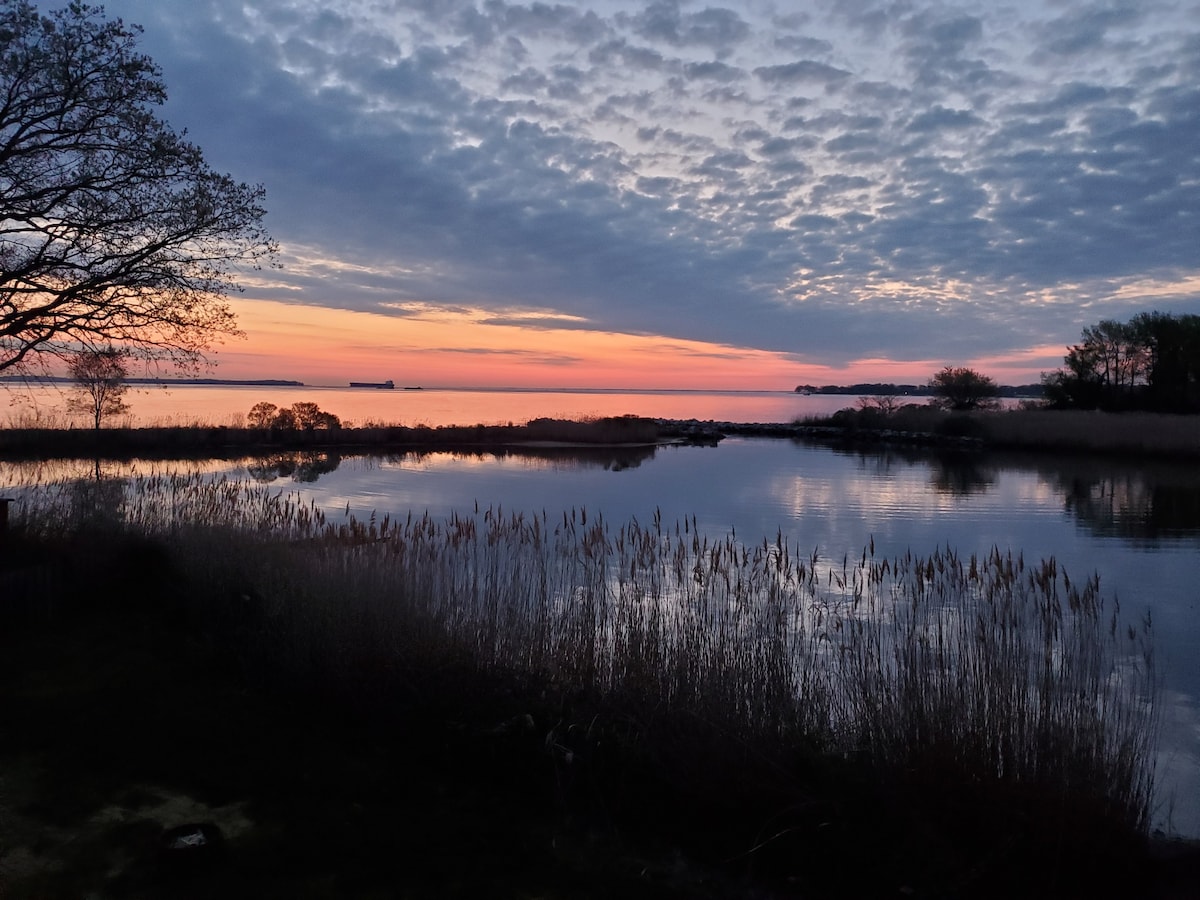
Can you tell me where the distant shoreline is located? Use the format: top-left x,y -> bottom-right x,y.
1,379 -> 1048,395
794,382 -> 1045,398
0,376 -> 305,387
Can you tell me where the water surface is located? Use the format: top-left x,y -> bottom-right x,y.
3,384 -> 859,427
3,436 -> 1196,835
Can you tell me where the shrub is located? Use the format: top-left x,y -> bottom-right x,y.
930,366 -> 1001,412
247,401 -> 341,431
524,416 -> 658,444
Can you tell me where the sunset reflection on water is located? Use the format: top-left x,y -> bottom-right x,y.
4,384 -> 863,428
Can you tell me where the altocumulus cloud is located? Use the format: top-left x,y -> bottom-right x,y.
93,0 -> 1199,368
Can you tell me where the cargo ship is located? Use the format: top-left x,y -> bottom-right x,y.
349,379 -> 395,389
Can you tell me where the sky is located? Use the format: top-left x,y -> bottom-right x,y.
64,0 -> 1200,388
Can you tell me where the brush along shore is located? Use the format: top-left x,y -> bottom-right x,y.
793,406 -> 1200,458
665,406 -> 1199,459
1,474 -> 1192,898
3,408 -> 1199,459
0,416 -> 677,459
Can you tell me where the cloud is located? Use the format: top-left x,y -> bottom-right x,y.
95,0 -> 1200,375
424,346 -> 587,365
774,34 -> 834,57
905,105 -> 984,132
589,38 -> 665,71
624,2 -> 750,53
753,60 -> 853,86
682,60 -> 742,82
1043,3 -> 1143,56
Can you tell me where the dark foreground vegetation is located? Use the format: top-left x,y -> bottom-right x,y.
799,405 -> 1200,459
793,382 -> 1044,399
798,310 -> 1200,416
4,406 -> 1200,462
1041,312 -> 1200,414
0,415 -> 666,459
2,474 -> 1195,898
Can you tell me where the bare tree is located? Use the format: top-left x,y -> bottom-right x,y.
0,1 -> 276,373
247,401 -> 279,429
929,366 -> 1000,412
290,401 -> 340,430
67,347 -> 130,429
1044,312 -> 1200,411
246,401 -> 340,431
857,395 -> 903,414
271,406 -> 298,430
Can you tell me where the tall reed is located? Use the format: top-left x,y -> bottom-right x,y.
8,474 -> 1158,833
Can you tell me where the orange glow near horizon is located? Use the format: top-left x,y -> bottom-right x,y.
969,344 -> 1069,381
208,297 -> 1056,388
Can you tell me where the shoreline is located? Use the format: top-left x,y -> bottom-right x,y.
2,408 -> 1199,460
3,414 -> 1198,896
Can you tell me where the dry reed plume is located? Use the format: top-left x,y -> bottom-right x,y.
10,473 -> 1159,837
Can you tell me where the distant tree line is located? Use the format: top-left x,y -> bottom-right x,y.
1042,312 -> 1200,413
796,310 -> 1200,416
794,382 -> 1043,398
848,368 -> 1009,413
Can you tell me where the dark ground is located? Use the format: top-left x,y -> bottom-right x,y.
1,532 -> 1198,899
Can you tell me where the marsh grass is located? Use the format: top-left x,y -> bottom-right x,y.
11,474 -> 1158,850
523,415 -> 661,444
807,405 -> 1200,457
0,415 -> 663,460
975,409 -> 1200,456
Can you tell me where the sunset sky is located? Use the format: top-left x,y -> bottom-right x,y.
76,0 -> 1199,388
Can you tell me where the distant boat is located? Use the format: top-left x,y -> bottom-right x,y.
349,379 -> 395,389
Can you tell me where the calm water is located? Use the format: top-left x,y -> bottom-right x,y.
2,393 -> 1196,835
2,383 -> 861,427
268,439 -> 1200,834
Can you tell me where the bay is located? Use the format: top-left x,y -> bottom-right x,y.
4,383 -> 877,428
1,385 -> 1195,836
253,437 -> 1200,836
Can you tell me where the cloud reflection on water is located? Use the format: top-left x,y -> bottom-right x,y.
4,436 -> 1198,835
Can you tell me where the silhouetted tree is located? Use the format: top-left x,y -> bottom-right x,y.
290,401 -> 340,430
247,401 -> 279,429
857,395 -> 903,414
271,406 -> 298,430
67,347 -> 130,429
245,401 -> 340,431
1043,312 -> 1200,411
1131,312 -> 1200,412
0,1 -> 275,373
929,366 -> 1000,412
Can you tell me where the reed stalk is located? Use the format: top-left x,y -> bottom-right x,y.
7,473 -> 1159,835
